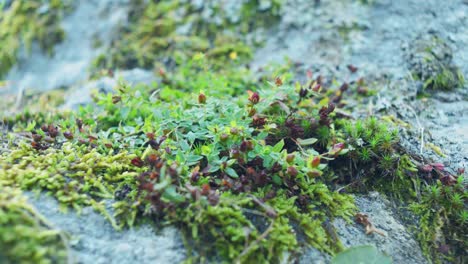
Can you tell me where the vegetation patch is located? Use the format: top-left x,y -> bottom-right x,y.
0,186 -> 68,264
406,35 -> 465,92
0,0 -> 68,78
0,1 -> 466,263
1,66 -> 465,262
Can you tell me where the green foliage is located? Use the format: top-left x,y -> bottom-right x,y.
92,0 -> 282,73
0,186 -> 67,264
1,3 -> 466,260
409,175 -> 467,263
1,75 -> 361,262
0,0 -> 67,78
410,36 -> 465,91
423,67 -> 465,91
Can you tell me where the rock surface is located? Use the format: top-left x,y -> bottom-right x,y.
27,193 -> 186,264
4,0 -> 131,94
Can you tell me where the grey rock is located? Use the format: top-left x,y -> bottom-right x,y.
4,0 -> 132,94
300,192 -> 427,264
26,193 -> 186,264
333,193 -> 428,264
62,68 -> 156,109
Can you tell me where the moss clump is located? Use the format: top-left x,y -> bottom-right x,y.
409,173 -> 467,263
90,0 -> 282,95
406,35 -> 465,91
0,186 -> 68,264
0,0 -> 67,78
94,0 -> 280,70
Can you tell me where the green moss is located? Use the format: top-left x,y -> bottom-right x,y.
92,0 -> 277,69
409,36 -> 465,91
0,186 -> 68,264
0,0 -> 67,78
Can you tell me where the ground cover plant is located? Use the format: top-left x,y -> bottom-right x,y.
1,61 -> 466,262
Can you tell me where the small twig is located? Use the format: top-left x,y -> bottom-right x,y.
420,127 -> 424,155
248,195 -> 277,218
235,220 -> 275,264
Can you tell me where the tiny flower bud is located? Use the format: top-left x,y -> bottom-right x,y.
220,133 -> 229,142
286,154 -> 295,163
347,64 -> 358,73
230,127 -> 239,135
420,164 -> 433,172
32,133 -> 43,142
248,107 -> 257,117
274,77 -> 283,86
248,92 -> 260,104
312,84 -> 321,92
146,132 -> 155,140
299,88 -> 308,98
131,157 -> 145,167
330,143 -> 345,156
311,156 -> 321,168
198,93 -> 206,104
339,82 -> 349,92
430,163 -> 445,171
112,95 -> 121,104
201,184 -> 211,196
63,131 -> 74,140
287,166 -> 298,178
240,140 -> 254,152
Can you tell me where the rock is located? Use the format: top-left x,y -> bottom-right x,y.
300,192 -> 428,264
62,68 -> 156,109
5,0 -> 132,94
26,193 -> 186,264
333,193 -> 428,264
403,34 -> 464,91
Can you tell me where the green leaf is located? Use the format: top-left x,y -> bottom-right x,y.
332,245 -> 392,264
180,140 -> 190,151
272,175 -> 282,185
152,178 -> 171,191
272,139 -> 285,152
25,121 -> 36,132
225,167 -> 239,178
297,138 -> 318,146
162,185 -> 185,203
186,154 -> 203,166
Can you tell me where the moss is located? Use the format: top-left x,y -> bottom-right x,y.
0,186 -> 68,264
408,35 -> 465,91
0,0 -> 67,78
90,0 -> 282,93
92,0 -> 272,69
